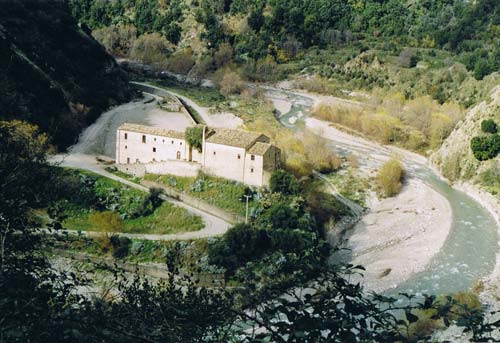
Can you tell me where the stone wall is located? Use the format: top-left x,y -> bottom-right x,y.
116,160 -> 201,178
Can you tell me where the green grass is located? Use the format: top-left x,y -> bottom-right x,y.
149,79 -> 225,107
327,169 -> 370,206
63,202 -> 204,235
144,173 -> 251,216
105,167 -> 141,183
477,169 -> 500,196
123,202 -> 204,234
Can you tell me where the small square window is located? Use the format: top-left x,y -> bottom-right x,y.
125,145 -> 127,149
124,133 -> 128,139
127,157 -> 130,163
171,140 -> 174,144
250,168 -> 254,173
251,155 -> 255,161
153,147 -> 156,152
237,154 -> 241,159
213,151 -> 216,155
180,142 -> 182,145
162,139 -> 165,143
142,135 -> 146,143
154,137 -> 156,142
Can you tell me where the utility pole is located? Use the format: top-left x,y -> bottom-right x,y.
243,194 -> 252,224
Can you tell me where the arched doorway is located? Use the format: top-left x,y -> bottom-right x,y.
176,151 -> 181,160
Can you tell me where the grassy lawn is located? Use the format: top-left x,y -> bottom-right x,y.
59,169 -> 204,235
144,173 -> 252,216
63,202 -> 204,235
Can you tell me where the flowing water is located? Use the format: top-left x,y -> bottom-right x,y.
266,87 -> 499,295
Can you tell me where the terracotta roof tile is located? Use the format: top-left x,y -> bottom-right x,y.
117,123 -> 184,139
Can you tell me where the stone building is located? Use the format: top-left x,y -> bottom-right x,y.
115,123 -> 281,187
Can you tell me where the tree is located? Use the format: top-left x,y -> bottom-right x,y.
270,169 -> 300,195
481,119 -> 498,134
185,126 -> 204,152
208,223 -> 270,273
129,32 -> 172,67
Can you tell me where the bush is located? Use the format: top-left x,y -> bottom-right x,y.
470,135 -> 500,161
129,33 -> 171,67
481,119 -> 498,134
377,157 -> 404,197
218,70 -> 245,95
270,170 -> 300,195
208,223 -> 270,273
109,235 -> 132,258
89,211 -> 124,233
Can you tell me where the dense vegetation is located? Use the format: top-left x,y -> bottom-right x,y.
3,120 -> 500,342
471,120 -> 500,161
0,0 -> 133,149
68,0 -> 500,99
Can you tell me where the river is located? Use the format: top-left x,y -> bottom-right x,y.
265,86 -> 499,295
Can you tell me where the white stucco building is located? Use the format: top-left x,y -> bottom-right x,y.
115,123 -> 281,187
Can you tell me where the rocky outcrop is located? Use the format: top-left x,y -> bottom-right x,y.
430,86 -> 500,181
0,0 -> 133,149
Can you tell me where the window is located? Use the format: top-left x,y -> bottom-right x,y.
180,142 -> 183,145
124,133 -> 128,139
127,157 -> 130,164
213,151 -> 216,155
136,158 -> 139,163
251,155 -> 255,161
152,158 -> 156,162
171,140 -> 174,144
162,139 -> 165,143
250,168 -> 254,173
176,151 -> 181,160
237,154 -> 241,159
153,147 -> 156,152
125,145 -> 127,149
142,135 -> 146,143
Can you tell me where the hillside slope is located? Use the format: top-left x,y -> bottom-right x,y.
430,86 -> 500,182
0,0 -> 132,149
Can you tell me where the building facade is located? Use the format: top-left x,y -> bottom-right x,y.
116,123 -> 281,187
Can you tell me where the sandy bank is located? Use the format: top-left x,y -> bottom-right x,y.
304,116 -> 453,293
347,180 -> 452,293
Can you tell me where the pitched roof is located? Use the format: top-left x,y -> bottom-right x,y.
206,128 -> 268,149
117,123 -> 184,139
248,142 -> 272,156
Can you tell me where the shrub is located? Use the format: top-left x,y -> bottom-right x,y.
129,33 -> 171,67
90,211 -> 124,233
470,135 -> 500,161
208,223 -> 270,273
398,48 -> 419,68
166,48 -> 196,74
219,70 -> 245,95
481,119 -> 498,134
270,170 -> 300,195
109,235 -> 132,258
377,157 -> 404,197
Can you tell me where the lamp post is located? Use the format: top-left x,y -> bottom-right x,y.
243,194 -> 252,224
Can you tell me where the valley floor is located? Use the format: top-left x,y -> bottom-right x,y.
306,117 -> 453,293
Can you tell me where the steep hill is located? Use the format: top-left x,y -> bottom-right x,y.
431,86 -> 500,183
0,0 -> 133,149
